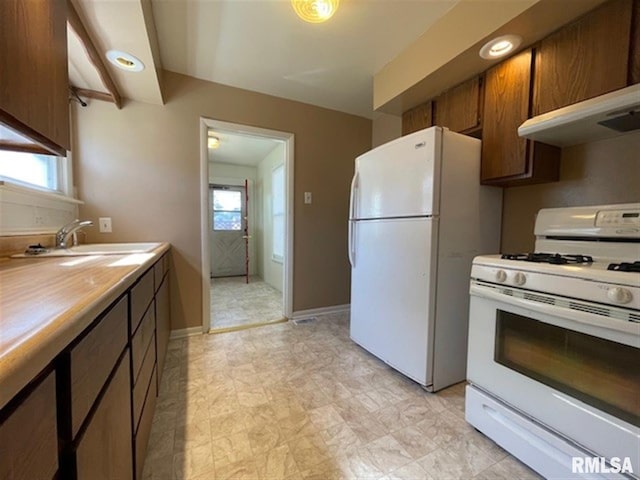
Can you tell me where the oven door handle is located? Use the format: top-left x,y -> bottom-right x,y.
470,283 -> 640,337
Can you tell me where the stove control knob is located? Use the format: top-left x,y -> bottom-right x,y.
607,287 -> 632,305
513,272 -> 526,286
496,270 -> 507,283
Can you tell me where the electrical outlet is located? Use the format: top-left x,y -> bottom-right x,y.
99,217 -> 112,233
304,192 -> 312,204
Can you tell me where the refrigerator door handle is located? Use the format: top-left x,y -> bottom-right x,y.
349,171 -> 359,220
348,220 -> 356,267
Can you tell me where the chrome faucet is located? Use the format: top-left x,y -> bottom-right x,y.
55,219 -> 93,249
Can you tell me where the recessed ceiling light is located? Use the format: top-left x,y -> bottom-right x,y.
106,50 -> 145,72
479,35 -> 522,60
208,136 -> 220,149
291,0 -> 339,23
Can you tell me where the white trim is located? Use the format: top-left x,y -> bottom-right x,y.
169,326 -> 204,340
200,118 -> 294,332
0,181 -> 83,205
291,304 -> 351,321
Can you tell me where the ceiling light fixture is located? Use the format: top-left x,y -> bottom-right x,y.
291,0 -> 339,23
479,35 -> 522,60
106,50 -> 145,72
208,136 -> 220,149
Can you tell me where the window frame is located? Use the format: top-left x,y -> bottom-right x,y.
271,163 -> 285,263
0,149 -> 73,197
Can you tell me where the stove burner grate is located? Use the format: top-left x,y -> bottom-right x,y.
501,253 -> 594,265
607,261 -> 640,272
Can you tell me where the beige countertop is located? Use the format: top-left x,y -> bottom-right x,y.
0,243 -> 170,410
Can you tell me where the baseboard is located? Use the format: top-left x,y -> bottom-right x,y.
291,304 -> 350,321
169,326 -> 204,340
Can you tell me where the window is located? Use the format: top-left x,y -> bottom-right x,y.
212,189 -> 242,230
272,164 -> 284,262
0,150 -> 61,192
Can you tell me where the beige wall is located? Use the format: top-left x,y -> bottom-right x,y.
371,112 -> 401,148
73,71 -> 371,330
502,131 -> 640,252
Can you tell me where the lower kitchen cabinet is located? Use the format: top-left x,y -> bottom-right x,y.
0,249 -> 171,480
155,273 -> 170,384
481,49 -> 560,186
76,352 -> 133,480
0,372 -> 58,480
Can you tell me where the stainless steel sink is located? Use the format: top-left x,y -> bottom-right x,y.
13,242 -> 161,258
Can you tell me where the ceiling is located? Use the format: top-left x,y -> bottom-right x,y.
151,0 -> 457,118
208,130 -> 282,167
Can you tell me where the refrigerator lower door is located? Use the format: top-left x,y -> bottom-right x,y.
350,217 -> 438,386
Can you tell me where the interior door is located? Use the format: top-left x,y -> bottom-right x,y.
350,217 -> 437,385
210,186 -> 247,277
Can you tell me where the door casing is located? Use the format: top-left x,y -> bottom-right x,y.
199,118 -> 294,332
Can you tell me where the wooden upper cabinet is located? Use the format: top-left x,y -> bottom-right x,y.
433,76 -> 482,134
533,0 -> 633,115
402,102 -> 433,136
481,49 -> 560,185
630,0 -> 640,84
0,0 -> 70,155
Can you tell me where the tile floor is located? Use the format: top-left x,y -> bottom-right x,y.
210,276 -> 283,330
143,312 -> 541,480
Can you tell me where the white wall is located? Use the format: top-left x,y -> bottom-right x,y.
256,144 -> 285,292
209,162 -> 258,275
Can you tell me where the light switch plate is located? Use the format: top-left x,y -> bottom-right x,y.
99,217 -> 112,233
304,192 -> 312,204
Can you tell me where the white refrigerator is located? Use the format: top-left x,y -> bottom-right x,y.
348,126 -> 502,391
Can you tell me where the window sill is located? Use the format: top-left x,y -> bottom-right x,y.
0,181 -> 83,205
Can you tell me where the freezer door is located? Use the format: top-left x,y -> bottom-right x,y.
351,127 -> 441,220
350,217 -> 438,386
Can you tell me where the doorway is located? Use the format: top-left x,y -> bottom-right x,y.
200,119 -> 294,333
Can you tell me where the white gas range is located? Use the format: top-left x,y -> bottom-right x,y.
466,203 -> 640,480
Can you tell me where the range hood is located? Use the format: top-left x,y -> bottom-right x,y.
518,83 -> 640,147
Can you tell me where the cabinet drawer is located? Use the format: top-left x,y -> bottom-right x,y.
0,372 -> 58,480
71,295 -> 128,436
135,368 -> 157,480
76,352 -> 133,480
153,255 -> 168,293
132,301 -> 155,382
133,335 -> 156,431
131,268 -> 154,333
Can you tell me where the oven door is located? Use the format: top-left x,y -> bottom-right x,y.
467,280 -> 640,473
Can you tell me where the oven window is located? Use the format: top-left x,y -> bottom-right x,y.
495,311 -> 640,427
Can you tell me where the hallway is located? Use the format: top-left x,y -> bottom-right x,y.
210,276 -> 283,330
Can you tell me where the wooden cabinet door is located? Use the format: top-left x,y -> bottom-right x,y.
533,0 -> 632,115
433,76 -> 482,133
482,51 -> 532,181
0,372 -> 58,480
76,352 -> 133,480
481,49 -> 560,185
630,0 -> 640,84
402,101 -> 433,136
155,276 -> 171,384
0,0 -> 70,154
